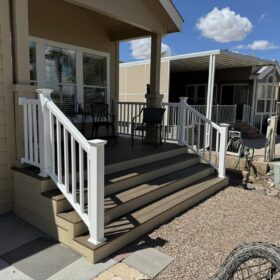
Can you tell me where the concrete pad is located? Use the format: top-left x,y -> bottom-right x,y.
0,259 -> 32,280
1,236 -> 80,280
123,248 -> 173,278
47,257 -> 117,280
0,213 -> 42,255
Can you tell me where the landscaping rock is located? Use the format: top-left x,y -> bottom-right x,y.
246,183 -> 256,190
266,189 -> 279,197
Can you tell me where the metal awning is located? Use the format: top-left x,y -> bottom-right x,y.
168,50 -> 279,72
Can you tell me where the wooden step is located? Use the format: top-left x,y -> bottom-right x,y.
73,175 -> 228,263
105,146 -> 188,175
105,153 -> 199,195
104,163 -> 212,223
56,163 -> 212,235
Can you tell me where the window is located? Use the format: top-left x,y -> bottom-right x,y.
256,76 -> 277,114
28,38 -> 109,114
186,84 -> 217,105
45,45 -> 76,114
83,53 -> 107,112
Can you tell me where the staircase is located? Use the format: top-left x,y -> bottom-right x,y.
17,91 -> 229,263
235,121 -> 263,139
14,147 -> 228,263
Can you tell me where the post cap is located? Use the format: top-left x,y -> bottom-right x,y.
36,89 -> 53,98
88,139 -> 107,146
220,123 -> 230,127
179,97 -> 188,103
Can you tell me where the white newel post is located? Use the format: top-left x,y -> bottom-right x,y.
37,89 -> 53,177
178,97 -> 188,146
218,123 -> 229,178
88,139 -> 107,245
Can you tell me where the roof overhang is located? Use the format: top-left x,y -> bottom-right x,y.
168,50 -> 279,72
64,0 -> 183,39
158,0 -> 184,33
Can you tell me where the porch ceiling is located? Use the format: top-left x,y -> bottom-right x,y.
64,0 -> 183,41
169,50 -> 279,73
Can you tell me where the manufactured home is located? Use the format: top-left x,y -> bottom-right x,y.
120,51 -> 280,134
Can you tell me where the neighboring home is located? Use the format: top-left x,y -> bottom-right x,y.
0,0 -> 231,265
120,50 -> 280,133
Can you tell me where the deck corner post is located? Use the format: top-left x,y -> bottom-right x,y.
218,123 -> 229,178
37,89 -> 53,177
87,139 -> 107,245
178,97 -> 188,146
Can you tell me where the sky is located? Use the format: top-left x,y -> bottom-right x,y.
120,0 -> 280,62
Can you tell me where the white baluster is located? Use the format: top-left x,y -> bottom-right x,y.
79,145 -> 85,213
56,119 -> 62,184
64,127 -> 69,193
71,136 -> 77,203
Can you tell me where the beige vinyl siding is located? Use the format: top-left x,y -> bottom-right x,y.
0,0 -> 15,214
119,60 -> 170,103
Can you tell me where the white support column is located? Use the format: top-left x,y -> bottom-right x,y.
206,55 -> 216,121
205,55 -> 216,146
37,89 -> 53,177
218,123 -> 229,178
145,33 -> 163,108
87,139 -> 107,245
250,77 -> 257,126
178,97 -> 188,146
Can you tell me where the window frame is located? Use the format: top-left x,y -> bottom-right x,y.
29,36 -> 110,111
185,84 -> 217,105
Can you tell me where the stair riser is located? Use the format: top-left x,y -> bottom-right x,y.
105,167 -> 213,224
55,199 -> 73,214
93,178 -> 228,263
105,147 -> 187,175
105,157 -> 200,196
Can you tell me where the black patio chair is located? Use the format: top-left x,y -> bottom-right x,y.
90,103 -> 117,142
131,107 -> 166,146
66,103 -> 87,134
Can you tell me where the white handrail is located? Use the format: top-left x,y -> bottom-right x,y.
20,89 -> 107,245
117,99 -> 228,177
179,97 -> 228,178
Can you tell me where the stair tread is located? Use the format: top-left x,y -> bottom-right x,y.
57,163 -> 211,224
104,163 -> 210,211
74,175 -> 227,250
105,153 -> 198,186
42,189 -> 64,201
58,210 -> 81,224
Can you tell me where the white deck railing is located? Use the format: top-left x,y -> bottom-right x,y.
20,89 -> 107,245
192,104 -> 237,124
242,105 -> 251,124
178,98 -> 228,178
117,99 -> 228,177
19,98 -> 40,168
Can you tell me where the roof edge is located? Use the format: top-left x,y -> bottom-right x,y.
158,0 -> 184,32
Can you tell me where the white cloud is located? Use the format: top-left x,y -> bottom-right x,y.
130,38 -> 171,60
235,40 -> 279,50
258,13 -> 269,23
196,7 -> 253,43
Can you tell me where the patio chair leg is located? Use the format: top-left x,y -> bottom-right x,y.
111,125 -> 118,143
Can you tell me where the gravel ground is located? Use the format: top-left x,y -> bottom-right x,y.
121,186 -> 280,280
